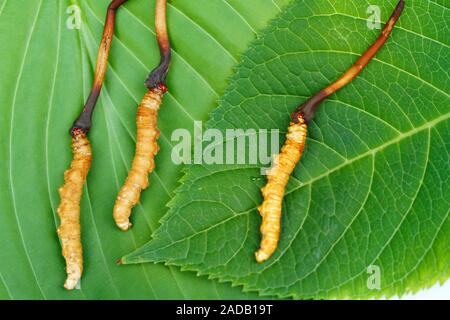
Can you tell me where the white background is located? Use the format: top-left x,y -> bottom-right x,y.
394,280 -> 449,300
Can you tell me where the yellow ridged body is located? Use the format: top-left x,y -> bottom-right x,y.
113,89 -> 163,231
57,132 -> 92,289
255,115 -> 308,263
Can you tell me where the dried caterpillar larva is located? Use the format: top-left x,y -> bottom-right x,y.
255,115 -> 307,263
56,0 -> 128,289
255,0 -> 404,263
113,0 -> 170,231
113,86 -> 166,231
57,130 -> 92,290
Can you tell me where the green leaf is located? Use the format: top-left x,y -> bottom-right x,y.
123,0 -> 450,299
0,0 -> 289,299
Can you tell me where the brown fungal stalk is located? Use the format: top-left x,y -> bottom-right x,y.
256,0 -> 405,263
57,0 -> 128,290
113,0 -> 171,231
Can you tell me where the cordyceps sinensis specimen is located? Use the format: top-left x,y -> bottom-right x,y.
255,0 -> 405,263
57,0 -> 128,290
113,0 -> 171,231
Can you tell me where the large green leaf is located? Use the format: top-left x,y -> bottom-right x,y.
0,0 -> 290,299
123,0 -> 450,299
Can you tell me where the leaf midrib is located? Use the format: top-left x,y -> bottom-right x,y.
278,129 -> 431,296
128,111 -> 449,262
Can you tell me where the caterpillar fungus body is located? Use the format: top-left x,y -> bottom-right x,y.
113,85 -> 167,230
255,116 -> 307,263
255,0 -> 405,263
113,0 -> 171,231
57,129 -> 91,290
56,0 -> 128,289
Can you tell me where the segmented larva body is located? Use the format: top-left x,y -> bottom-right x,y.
255,115 -> 308,263
57,131 -> 92,289
254,0 -> 404,263
113,87 -> 166,231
